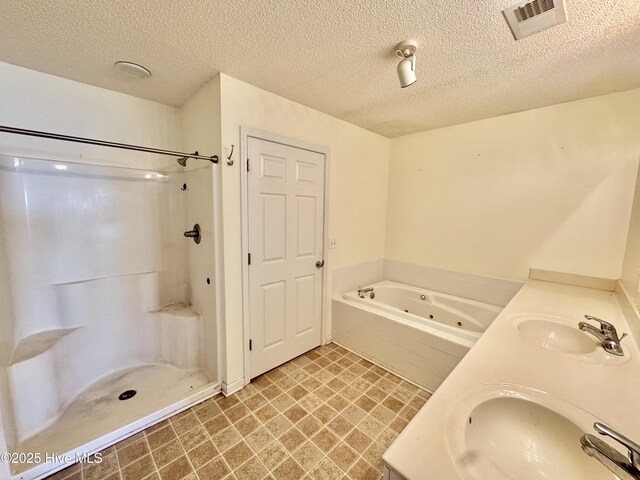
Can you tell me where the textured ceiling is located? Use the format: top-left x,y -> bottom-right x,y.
0,0 -> 639,137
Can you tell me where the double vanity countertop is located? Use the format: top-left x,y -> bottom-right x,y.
383,279 -> 640,479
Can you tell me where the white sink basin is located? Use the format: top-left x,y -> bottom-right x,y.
446,386 -> 617,480
518,319 -> 597,353
511,314 -> 629,365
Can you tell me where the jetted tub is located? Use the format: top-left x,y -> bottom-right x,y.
332,280 -> 502,392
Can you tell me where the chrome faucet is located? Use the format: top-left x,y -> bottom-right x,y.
578,315 -> 626,356
581,422 -> 640,480
357,287 -> 374,299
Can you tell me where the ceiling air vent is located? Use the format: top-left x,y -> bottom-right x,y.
503,0 -> 567,40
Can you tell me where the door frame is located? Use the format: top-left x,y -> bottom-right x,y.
240,126 -> 331,385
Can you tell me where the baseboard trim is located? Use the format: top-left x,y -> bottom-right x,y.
222,378 -> 246,397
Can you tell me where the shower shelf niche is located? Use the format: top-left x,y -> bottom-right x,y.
9,327 -> 83,366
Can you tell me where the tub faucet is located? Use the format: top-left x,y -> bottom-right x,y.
581,422 -> 640,480
357,287 -> 374,299
578,315 -> 626,356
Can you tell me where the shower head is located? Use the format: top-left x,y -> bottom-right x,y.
177,151 -> 199,167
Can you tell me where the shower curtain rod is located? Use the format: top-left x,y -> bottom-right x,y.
0,125 -> 219,163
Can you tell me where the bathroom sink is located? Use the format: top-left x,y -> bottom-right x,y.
511,314 -> 629,365
446,386 -> 617,480
517,319 -> 597,354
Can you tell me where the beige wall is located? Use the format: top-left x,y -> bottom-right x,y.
621,166 -> 640,304
386,89 -> 640,281
0,62 -> 181,169
217,73 -> 390,387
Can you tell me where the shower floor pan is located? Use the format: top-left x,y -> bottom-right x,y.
11,364 -> 216,478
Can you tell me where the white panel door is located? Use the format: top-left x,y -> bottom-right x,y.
248,137 -> 325,378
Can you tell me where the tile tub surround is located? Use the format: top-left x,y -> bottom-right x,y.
331,260 -> 385,296
47,343 -> 430,480
331,260 -> 523,308
383,280 -> 640,479
383,260 -> 523,307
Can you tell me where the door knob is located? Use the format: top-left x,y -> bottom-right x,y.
315,260 -> 325,269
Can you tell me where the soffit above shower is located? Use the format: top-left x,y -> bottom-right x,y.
0,0 -> 638,138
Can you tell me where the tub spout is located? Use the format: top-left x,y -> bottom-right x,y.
357,287 -> 374,299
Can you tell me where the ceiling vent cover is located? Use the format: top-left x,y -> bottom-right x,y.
503,0 -> 566,40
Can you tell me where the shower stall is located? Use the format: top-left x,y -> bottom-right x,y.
0,149 -> 219,479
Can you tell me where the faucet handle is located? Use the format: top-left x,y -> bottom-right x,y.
584,315 -> 617,334
594,422 -> 640,470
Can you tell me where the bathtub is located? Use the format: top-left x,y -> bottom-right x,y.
332,280 -> 502,392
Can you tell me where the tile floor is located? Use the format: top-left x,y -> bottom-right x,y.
47,343 -> 430,480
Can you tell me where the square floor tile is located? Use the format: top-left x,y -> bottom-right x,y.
45,344 -> 429,480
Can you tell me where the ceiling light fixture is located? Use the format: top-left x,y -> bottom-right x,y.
114,61 -> 152,79
395,40 -> 418,88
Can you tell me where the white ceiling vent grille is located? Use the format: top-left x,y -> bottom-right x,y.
503,0 -> 567,40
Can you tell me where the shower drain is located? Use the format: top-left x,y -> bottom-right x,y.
118,390 -> 137,401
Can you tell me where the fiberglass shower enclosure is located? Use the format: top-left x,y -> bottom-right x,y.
0,153 -> 218,479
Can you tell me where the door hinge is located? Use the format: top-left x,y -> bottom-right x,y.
249,339 -> 253,351
247,158 -> 250,172
248,253 -> 251,265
